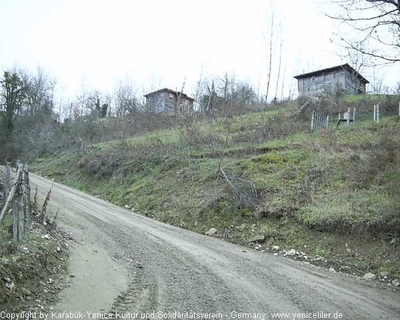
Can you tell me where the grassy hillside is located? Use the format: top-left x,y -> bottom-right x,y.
33,101 -> 400,279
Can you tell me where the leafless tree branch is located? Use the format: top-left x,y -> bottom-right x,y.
327,0 -> 400,62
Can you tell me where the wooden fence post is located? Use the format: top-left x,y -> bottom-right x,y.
12,172 -> 24,241
311,110 -> 315,132
18,185 -> 24,241
23,164 -> 31,233
1,165 -> 31,241
347,108 -> 350,126
0,167 -> 21,223
353,108 -> 356,123
12,198 -> 18,241
377,104 -> 380,124
5,163 -> 11,201
326,115 -> 329,129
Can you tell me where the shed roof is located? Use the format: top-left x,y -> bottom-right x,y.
294,63 -> 369,83
144,88 -> 195,102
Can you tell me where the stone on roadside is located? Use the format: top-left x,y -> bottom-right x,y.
392,279 -> 400,287
272,245 -> 280,251
205,228 -> 217,236
249,234 -> 266,243
379,271 -> 390,277
255,244 -> 265,251
329,268 -> 336,273
362,272 -> 376,280
286,249 -> 296,256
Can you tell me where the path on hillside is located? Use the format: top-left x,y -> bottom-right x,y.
29,173 -> 400,319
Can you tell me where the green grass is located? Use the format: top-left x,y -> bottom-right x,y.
300,190 -> 400,233
33,107 -> 400,235
342,93 -> 397,103
32,100 -> 400,277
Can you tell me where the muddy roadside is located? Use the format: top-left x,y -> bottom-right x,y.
0,170 -> 129,315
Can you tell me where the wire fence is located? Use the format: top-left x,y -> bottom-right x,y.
311,98 -> 400,132
344,100 -> 400,123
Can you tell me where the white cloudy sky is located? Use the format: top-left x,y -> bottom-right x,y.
0,0 -> 399,101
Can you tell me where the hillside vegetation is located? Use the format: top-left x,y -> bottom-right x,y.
33,97 -> 400,278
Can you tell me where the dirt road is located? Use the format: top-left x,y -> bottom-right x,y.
29,173 -> 400,319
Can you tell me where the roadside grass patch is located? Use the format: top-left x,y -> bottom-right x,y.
300,189 -> 400,234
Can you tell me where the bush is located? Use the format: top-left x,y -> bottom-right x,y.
231,113 -> 308,144
297,93 -> 337,115
179,122 -> 224,149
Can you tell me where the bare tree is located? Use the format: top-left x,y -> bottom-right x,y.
197,78 -> 218,117
103,93 -> 113,117
370,66 -> 387,93
280,60 -> 287,101
206,81 -> 217,116
115,80 -> 139,116
73,80 -> 89,118
393,80 -> 400,93
264,10 -> 275,103
263,1 -> 286,103
25,67 -> 56,118
327,0 -> 400,63
274,22 -> 284,102
175,80 -> 186,117
338,43 -> 376,73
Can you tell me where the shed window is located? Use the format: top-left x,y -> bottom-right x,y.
169,93 -> 174,98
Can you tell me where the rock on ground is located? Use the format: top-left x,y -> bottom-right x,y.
362,273 -> 376,280
249,234 -> 266,243
205,228 -> 217,236
286,249 -> 296,256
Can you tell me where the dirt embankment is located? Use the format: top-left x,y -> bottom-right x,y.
24,173 -> 400,319
0,219 -> 71,312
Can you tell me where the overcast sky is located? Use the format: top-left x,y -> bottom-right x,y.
1,0 -> 399,102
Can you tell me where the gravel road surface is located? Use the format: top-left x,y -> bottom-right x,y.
29,173 -> 400,320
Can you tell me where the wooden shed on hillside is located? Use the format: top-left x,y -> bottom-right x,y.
294,64 -> 369,96
144,88 -> 194,114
